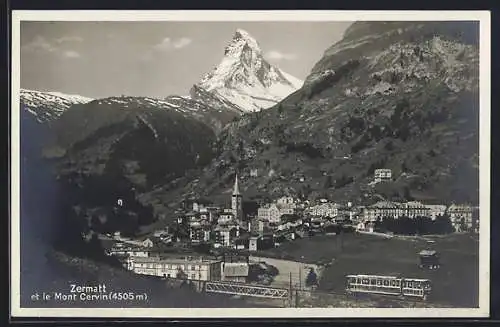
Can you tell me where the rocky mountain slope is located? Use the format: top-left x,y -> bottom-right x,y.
45,96 -> 217,188
21,88 -> 93,124
143,21 -> 480,212
196,29 -> 303,112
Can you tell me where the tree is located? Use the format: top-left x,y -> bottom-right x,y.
384,140 -> 394,151
401,161 -> 409,173
403,186 -> 414,201
323,175 -> 333,189
305,268 -> 318,287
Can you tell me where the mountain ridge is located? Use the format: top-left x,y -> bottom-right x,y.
140,21 -> 480,217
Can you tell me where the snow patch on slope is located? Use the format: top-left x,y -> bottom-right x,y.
21,89 -> 93,123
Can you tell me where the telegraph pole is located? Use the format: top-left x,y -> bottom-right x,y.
289,272 -> 293,307
299,265 -> 302,290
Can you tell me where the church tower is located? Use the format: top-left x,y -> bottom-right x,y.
231,174 -> 243,222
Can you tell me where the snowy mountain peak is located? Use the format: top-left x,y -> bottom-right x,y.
196,29 -> 303,112
21,88 -> 93,123
226,29 -> 262,56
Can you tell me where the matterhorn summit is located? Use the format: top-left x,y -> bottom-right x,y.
195,29 -> 303,112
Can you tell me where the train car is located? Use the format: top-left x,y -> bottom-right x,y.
401,278 -> 432,300
345,274 -> 431,300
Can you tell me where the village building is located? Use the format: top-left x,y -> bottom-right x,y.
127,256 -> 222,281
425,204 -> 448,220
307,203 -> 339,218
374,169 -> 392,183
276,196 -> 296,208
257,203 -> 295,224
107,243 -> 150,258
362,201 -> 436,220
218,210 -> 235,224
447,204 -> 476,231
202,206 -> 221,223
356,221 -> 375,233
403,201 -> 431,218
189,225 -> 212,244
221,262 -> 250,283
233,235 -> 251,250
153,227 -> 170,238
141,238 -> 154,248
214,225 -> 240,247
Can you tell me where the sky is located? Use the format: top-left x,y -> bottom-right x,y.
20,21 -> 352,99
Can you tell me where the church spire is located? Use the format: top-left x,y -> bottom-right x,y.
233,174 -> 240,196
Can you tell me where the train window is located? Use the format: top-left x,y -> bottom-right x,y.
356,278 -> 361,284
383,280 -> 390,286
363,279 -> 369,284
377,280 -> 382,286
370,279 -> 376,285
416,281 -> 421,289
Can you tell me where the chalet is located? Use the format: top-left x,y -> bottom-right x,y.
374,169 -> 392,183
142,238 -> 154,248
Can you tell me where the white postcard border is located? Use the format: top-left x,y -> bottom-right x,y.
10,10 -> 491,319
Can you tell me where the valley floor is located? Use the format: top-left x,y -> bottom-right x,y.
255,232 -> 479,308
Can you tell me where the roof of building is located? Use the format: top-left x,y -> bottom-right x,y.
370,201 -> 401,208
224,263 -> 249,277
110,245 -> 150,252
233,174 -> 240,195
131,255 -> 221,265
419,250 -> 438,256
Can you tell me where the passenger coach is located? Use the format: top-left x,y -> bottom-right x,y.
345,274 -> 432,300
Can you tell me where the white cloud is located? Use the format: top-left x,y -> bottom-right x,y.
22,36 -> 57,53
55,36 -> 84,44
22,35 -> 83,59
63,50 -> 81,58
153,37 -> 192,51
172,37 -> 192,49
266,50 -> 297,61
